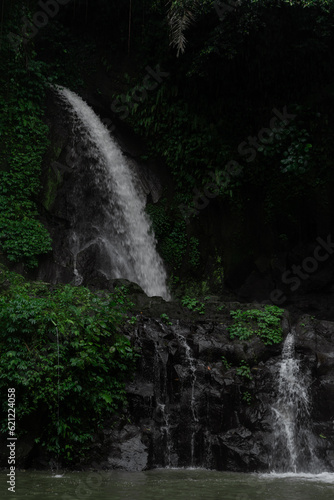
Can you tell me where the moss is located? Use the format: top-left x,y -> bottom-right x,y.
42,166 -> 62,211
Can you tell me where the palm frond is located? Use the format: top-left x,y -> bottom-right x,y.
167,1 -> 198,57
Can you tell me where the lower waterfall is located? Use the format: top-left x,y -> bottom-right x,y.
53,86 -> 170,300
270,331 -> 323,473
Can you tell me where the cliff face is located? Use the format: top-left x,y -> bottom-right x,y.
34,88 -> 334,322
1,290 -> 333,472
36,91 -> 166,290
104,303 -> 334,472
20,87 -> 334,471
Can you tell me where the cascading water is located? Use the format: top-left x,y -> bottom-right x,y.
157,403 -> 172,467
53,86 -> 170,300
176,333 -> 199,466
270,331 -> 323,473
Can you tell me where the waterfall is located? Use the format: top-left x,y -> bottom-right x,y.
53,86 -> 170,300
157,403 -> 172,467
176,333 -> 199,466
270,331 -> 322,473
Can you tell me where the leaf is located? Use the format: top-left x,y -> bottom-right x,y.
167,1 -> 197,56
100,392 -> 113,404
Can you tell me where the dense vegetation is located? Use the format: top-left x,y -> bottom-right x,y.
0,265 -> 138,464
228,305 -> 284,345
91,0 -> 334,291
1,0 -> 334,282
1,0 -> 334,464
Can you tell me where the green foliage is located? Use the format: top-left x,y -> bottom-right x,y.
228,306 -> 284,345
242,391 -> 252,405
166,0 -> 332,59
212,255 -> 224,291
160,217 -> 188,270
0,3 -> 92,268
0,270 -> 138,464
146,202 -> 172,240
257,123 -> 313,175
0,24 -> 52,266
221,355 -> 231,370
116,78 -> 222,193
188,237 -> 201,268
171,276 -> 210,301
160,313 -> 172,325
146,200 -> 201,272
236,360 -> 252,380
128,316 -> 138,325
181,295 -> 205,314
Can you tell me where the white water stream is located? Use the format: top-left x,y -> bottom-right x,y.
176,334 -> 199,465
54,86 -> 170,300
271,331 -> 323,473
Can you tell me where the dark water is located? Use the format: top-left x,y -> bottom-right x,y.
1,469 -> 334,500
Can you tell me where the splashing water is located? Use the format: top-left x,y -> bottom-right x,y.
53,86 -> 170,300
270,331 -> 323,473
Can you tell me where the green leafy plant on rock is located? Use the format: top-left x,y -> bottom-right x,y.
236,360 -> 253,380
242,391 -> 252,405
181,295 -> 205,315
228,305 -> 284,345
221,355 -> 231,370
160,313 -> 172,325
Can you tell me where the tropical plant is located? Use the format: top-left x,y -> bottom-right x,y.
166,0 -> 199,56
236,360 -> 252,380
228,306 -> 284,345
0,269 -> 139,464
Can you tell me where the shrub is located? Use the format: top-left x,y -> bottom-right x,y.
228,305 -> 284,345
0,269 -> 138,464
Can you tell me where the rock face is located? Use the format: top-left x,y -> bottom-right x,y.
106,308 -> 334,472
1,297 -> 333,473
36,91 -> 166,288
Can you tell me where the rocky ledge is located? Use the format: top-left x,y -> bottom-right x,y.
94,293 -> 334,473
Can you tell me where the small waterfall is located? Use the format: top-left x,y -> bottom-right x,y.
270,331 -> 322,473
53,86 -> 170,300
69,232 -> 83,286
151,327 -> 176,467
177,334 -> 199,465
157,403 -> 172,467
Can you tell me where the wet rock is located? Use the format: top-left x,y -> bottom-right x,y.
105,311 -> 334,472
7,299 -> 333,473
107,425 -> 148,471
